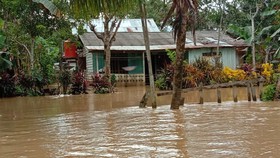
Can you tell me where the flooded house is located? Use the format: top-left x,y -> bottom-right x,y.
78,19 -> 248,86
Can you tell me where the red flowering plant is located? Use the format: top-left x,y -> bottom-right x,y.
91,73 -> 111,94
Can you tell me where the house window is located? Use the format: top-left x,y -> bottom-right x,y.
111,53 -> 143,74
111,53 -> 128,74
202,52 -> 222,64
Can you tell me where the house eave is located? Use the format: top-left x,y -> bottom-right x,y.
85,44 -> 238,52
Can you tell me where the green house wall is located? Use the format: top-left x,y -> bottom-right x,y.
188,47 -> 237,69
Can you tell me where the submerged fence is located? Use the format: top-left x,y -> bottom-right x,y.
157,78 -> 266,104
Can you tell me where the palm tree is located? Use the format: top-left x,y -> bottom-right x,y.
161,0 -> 198,109
68,0 -> 137,84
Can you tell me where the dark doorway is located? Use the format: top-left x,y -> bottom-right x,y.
144,52 -> 171,85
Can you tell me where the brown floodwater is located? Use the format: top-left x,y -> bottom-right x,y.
0,86 -> 280,158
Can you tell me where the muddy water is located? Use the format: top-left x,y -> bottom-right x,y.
0,86 -> 280,158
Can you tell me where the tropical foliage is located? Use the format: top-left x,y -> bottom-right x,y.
261,84 -> 276,101
155,57 -> 277,90
0,0 -> 77,97
91,73 -> 111,94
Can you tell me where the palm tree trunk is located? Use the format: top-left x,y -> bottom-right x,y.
171,10 -> 187,109
140,3 -> 157,108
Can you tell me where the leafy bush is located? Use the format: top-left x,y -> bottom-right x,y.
192,57 -> 216,85
111,74 -> 117,86
211,68 -> 227,84
261,84 -> 276,101
155,74 -> 168,90
166,49 -> 176,63
16,72 -> 36,96
222,66 -> 246,81
91,73 -> 111,94
183,64 -> 204,88
31,68 -> 46,94
59,69 -> 72,94
240,63 -> 258,79
71,71 -> 86,94
155,65 -> 173,90
261,63 -> 274,82
0,72 -> 16,97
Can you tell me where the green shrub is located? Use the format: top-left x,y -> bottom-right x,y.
262,84 -> 276,101
91,73 -> 111,94
155,75 -> 168,90
59,69 -> 71,94
166,49 -> 176,63
0,72 -> 16,97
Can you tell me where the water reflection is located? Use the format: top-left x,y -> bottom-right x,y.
0,86 -> 279,157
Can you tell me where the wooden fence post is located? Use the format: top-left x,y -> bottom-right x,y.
199,83 -> 204,104
233,85 -> 238,102
259,77 -> 265,101
217,88 -> 221,103
247,83 -> 252,101
251,83 -> 257,101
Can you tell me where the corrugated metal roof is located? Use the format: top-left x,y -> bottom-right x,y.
79,31 -> 248,51
87,18 -> 160,32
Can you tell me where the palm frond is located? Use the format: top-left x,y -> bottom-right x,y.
69,0 -> 138,20
161,0 -> 198,41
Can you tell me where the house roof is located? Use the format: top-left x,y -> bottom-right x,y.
79,31 -> 248,51
72,19 -> 160,34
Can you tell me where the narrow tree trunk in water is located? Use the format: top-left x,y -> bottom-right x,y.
171,10 -> 187,109
140,3 -> 157,108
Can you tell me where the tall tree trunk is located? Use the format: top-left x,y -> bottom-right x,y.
104,39 -> 111,82
250,4 -> 260,71
89,15 -> 122,86
140,3 -> 157,108
264,46 -> 272,63
103,15 -> 111,84
216,0 -> 224,66
251,16 -> 256,71
171,10 -> 187,109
